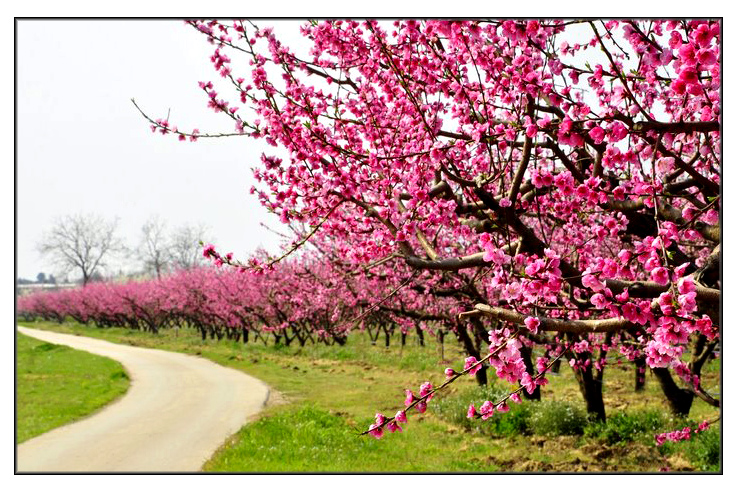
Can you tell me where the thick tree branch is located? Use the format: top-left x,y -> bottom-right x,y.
632,120 -> 720,134
460,303 -> 632,334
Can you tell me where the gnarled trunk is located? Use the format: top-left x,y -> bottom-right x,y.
652,367 -> 695,416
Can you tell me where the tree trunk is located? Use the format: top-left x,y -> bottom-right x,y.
369,326 -> 380,345
474,365 -> 489,386
453,323 -> 487,386
652,367 -> 695,416
573,363 -> 606,422
634,355 -> 647,392
438,330 -> 445,360
519,345 -> 541,401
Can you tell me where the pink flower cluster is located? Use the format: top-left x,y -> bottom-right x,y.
367,382 -> 435,438
367,410 -> 408,438
655,420 -> 713,446
467,399 -> 512,421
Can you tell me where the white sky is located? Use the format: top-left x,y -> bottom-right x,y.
15,20 -> 313,280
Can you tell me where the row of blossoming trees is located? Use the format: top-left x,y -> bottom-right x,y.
18,260 -> 389,345
19,253 -> 467,344
31,19 -> 720,436
16,240 -> 716,423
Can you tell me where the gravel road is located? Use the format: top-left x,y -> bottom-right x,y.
16,326 -> 269,472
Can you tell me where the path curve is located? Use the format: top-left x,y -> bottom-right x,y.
16,326 -> 270,472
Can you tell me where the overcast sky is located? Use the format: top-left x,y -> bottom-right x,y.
15,20 -> 315,280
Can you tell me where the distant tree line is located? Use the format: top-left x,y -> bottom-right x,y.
34,214 -> 213,285
17,272 -> 57,285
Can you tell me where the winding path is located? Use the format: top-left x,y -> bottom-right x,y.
16,326 -> 270,472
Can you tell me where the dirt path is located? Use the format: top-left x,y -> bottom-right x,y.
16,326 -> 270,472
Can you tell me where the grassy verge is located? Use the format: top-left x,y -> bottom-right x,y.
16,331 -> 130,443
17,320 -> 720,472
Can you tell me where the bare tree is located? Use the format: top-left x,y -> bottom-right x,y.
169,223 -> 210,270
138,216 -> 170,279
37,214 -> 122,286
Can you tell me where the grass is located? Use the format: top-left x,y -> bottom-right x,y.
584,409 -> 667,445
659,425 -> 721,472
16,331 -> 130,444
17,320 -> 721,472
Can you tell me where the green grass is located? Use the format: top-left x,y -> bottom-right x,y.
659,425 -> 721,472
206,404 -> 504,472
17,320 -> 721,472
16,331 -> 130,443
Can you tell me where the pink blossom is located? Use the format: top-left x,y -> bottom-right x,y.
203,244 -> 217,258
677,277 -> 695,294
386,420 -> 402,433
590,293 -> 608,309
419,382 -> 433,400
650,267 -> 670,285
464,356 -> 482,375
677,291 -> 697,312
368,424 -> 384,439
588,126 -> 606,144
479,400 -> 495,420
674,262 -> 690,278
520,372 -> 537,395
657,292 -> 674,315
404,390 -> 414,406
695,315 -> 716,338
608,122 -> 629,142
582,273 -> 605,292
524,316 -> 540,334
617,249 -> 631,264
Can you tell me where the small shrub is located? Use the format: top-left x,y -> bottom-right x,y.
434,388 -> 592,438
584,409 -> 666,445
527,400 -> 587,436
431,385 -> 531,437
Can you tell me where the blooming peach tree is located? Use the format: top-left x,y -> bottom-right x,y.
134,19 -> 720,432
